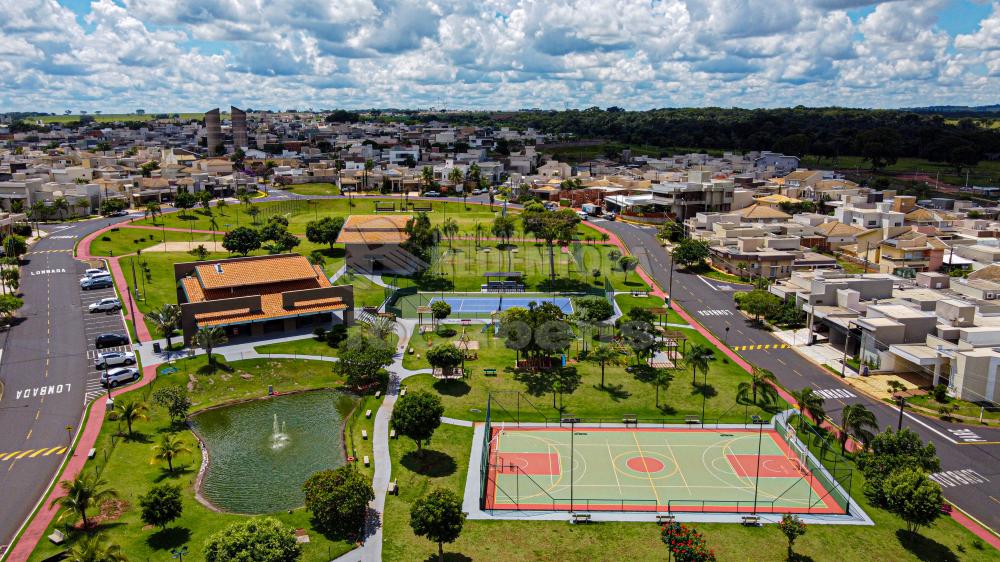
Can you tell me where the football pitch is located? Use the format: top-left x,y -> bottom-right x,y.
483,426 -> 849,514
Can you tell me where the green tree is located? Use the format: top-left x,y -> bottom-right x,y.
684,343 -> 716,385
143,202 -> 161,223
194,326 -> 228,365
2,234 -> 27,259
427,344 -> 464,376
585,344 -> 625,388
441,217 -> 459,248
109,399 -> 148,438
222,226 -> 261,256
430,300 -> 451,326
737,290 -> 780,322
491,215 -> 516,246
304,216 -> 345,250
52,196 -> 69,220
391,390 -> 444,452
140,160 -> 159,178
204,517 -> 301,562
420,165 -> 435,192
188,244 -> 209,261
64,533 -> 127,562
737,366 -> 779,406
303,466 -> 375,537
173,191 -> 197,218
151,386 -> 191,424
334,333 -> 394,387
52,474 -> 118,529
856,428 -> 939,507
671,238 -> 710,269
151,433 -> 192,473
840,403 -> 879,454
410,488 -> 465,562
856,128 -> 902,171
777,514 -> 807,559
139,483 -> 183,528
550,366 -> 583,409
1,267 -> 19,293
402,212 -> 438,262
260,218 -> 300,253
790,387 -> 826,426
359,315 -> 397,342
618,255 -> 639,283
520,203 -> 580,281
883,469 -> 943,533
0,294 -> 24,326
146,304 -> 181,350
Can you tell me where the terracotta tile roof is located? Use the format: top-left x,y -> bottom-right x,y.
738,204 -> 791,220
194,255 -> 322,289
336,214 -> 412,245
816,221 -> 863,237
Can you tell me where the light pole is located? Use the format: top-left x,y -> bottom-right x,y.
171,546 -> 188,562
840,320 -> 856,378
751,417 -> 764,514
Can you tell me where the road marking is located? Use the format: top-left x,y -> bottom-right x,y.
732,344 -> 789,351
901,411 -> 958,444
698,309 -> 732,317
696,276 -> 719,291
815,388 -> 857,400
24,249 -> 72,255
25,429 -> 31,440
929,469 -> 989,488
48,235 -> 77,239
14,383 -> 72,400
0,447 -> 68,462
28,268 -> 67,276
948,428 -> 986,443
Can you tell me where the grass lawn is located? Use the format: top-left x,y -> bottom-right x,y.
281,182 -> 340,196
254,335 -> 341,357
401,323 -> 772,424
28,356 -> 362,562
88,226 -> 217,258
615,293 -> 687,325
334,272 -> 391,309
838,259 -> 869,274
907,394 -> 1000,424
382,421 -> 996,562
345,394 -> 378,480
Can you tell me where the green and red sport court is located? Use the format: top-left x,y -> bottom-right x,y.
483,426 -> 849,514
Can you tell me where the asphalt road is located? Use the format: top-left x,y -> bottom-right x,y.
0,215 -> 133,554
598,219 -> 1000,534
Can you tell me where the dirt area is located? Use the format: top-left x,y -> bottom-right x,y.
143,240 -> 226,253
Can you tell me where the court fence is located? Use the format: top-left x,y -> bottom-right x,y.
480,392 -> 855,516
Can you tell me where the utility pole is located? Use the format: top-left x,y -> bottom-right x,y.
840,320 -> 854,378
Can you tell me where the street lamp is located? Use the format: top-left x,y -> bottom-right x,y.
840,320 -> 856,378
724,326 -> 730,347
171,546 -> 188,562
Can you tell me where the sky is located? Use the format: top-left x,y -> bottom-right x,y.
2,0 -> 1000,113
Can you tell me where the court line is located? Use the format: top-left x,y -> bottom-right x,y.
607,439 -> 623,496
631,431 -> 664,505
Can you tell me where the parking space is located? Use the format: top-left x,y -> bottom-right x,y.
77,262 -> 133,404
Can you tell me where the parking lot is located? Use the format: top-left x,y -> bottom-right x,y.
77,261 -> 134,404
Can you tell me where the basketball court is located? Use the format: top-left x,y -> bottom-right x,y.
482,425 -> 849,514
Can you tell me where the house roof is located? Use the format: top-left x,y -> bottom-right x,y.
738,204 -> 792,220
815,221 -> 863,237
755,194 -> 801,204
194,254 -> 323,290
968,264 -> 1000,282
784,170 -> 819,181
336,214 -> 412,245
183,275 -> 346,328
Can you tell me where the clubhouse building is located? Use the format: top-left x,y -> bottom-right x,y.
336,214 -> 426,275
174,254 -> 353,343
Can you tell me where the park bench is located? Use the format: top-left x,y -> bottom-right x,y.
87,448 -> 96,459
365,409 -> 372,419
362,430 -> 368,440
400,388 -> 407,397
684,415 -> 700,425
375,391 -> 381,399
363,455 -> 370,467
484,368 -> 497,377
622,414 -> 638,426
741,515 -> 761,527
655,514 -> 676,525
390,429 -> 397,439
571,513 -> 592,524
387,480 -> 398,495
48,529 -> 66,545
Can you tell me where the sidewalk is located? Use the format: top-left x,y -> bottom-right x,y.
771,329 -> 859,377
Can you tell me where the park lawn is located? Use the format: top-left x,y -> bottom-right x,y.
28,357 -> 357,562
87,227 -> 218,258
615,294 -> 687,326
281,182 -> 340,196
345,394 -> 379,480
254,335 -> 341,358
380,408 -> 997,561
401,324 -> 772,423
334,272 -> 391,308
906,393 -> 1000,424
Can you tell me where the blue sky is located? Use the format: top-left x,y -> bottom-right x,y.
2,0 -> 999,113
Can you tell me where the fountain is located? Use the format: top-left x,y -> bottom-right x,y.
191,390 -> 356,514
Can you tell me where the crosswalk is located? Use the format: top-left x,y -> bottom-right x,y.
25,249 -> 72,255
948,428 -> 987,443
731,344 -> 790,351
814,388 -> 857,400
929,469 -> 989,488
697,309 -> 732,317
85,379 -> 108,404
0,446 -> 68,462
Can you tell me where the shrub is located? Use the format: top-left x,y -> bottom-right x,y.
302,466 -> 374,537
435,326 -> 456,338
139,484 -> 183,529
326,324 -> 348,348
101,236 -> 111,241
932,384 -> 949,403
12,223 -> 32,237
313,327 -> 327,341
204,517 -> 301,562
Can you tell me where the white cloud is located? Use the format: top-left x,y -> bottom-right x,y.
0,0 -> 996,111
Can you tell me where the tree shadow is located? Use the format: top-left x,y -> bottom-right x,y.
896,529 -> 959,562
401,449 -> 457,477
422,554 -> 473,562
788,552 -> 817,562
196,361 -> 233,375
433,379 -> 470,397
416,275 -> 454,292
657,404 -> 677,415
153,464 -> 195,483
691,382 -> 718,398
119,431 -> 152,444
513,369 -> 550,397
145,526 -> 191,551
595,383 -> 631,401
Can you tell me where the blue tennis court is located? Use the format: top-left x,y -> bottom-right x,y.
428,296 -> 574,314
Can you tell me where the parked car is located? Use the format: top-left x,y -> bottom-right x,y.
110,210 -> 130,217
81,276 -> 113,290
577,211 -> 589,220
95,333 -> 129,348
88,297 -> 121,313
605,212 -> 617,221
83,268 -> 108,279
423,191 -> 441,197
95,351 -> 136,368
100,367 -> 139,387
471,189 -> 482,195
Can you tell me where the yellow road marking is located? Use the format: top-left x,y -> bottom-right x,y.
2,451 -> 22,461
50,447 -> 67,456
29,448 -> 48,458
956,441 -> 1000,446
15,450 -> 33,459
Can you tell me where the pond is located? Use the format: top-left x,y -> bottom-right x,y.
191,390 -> 356,514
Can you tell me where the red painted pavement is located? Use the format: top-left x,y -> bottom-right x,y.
5,365 -> 159,561
75,224 -> 153,342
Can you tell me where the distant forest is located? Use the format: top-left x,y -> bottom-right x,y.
407,107 -> 1000,169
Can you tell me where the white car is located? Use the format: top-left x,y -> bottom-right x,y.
83,268 -> 108,279
100,367 -> 139,387
89,297 -> 121,313
577,211 -> 589,220
95,351 -> 136,368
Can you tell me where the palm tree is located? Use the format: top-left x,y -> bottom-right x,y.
194,326 -> 228,365
441,218 -> 459,249
51,474 -> 118,529
684,343 -> 716,385
737,366 -> 780,406
448,167 -> 465,203
151,434 -> 192,473
360,315 -> 397,342
840,403 -> 879,454
108,400 -> 148,438
52,197 -> 69,220
586,344 -> 625,388
420,166 -> 435,193
143,202 -> 160,223
146,304 -> 181,350
30,201 -> 47,231
790,387 -> 826,427
65,533 -> 128,562
208,214 -> 220,245
247,206 -> 260,225
363,158 -> 374,191
653,368 -> 676,408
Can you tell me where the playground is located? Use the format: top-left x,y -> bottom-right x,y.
481,421 -> 852,515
